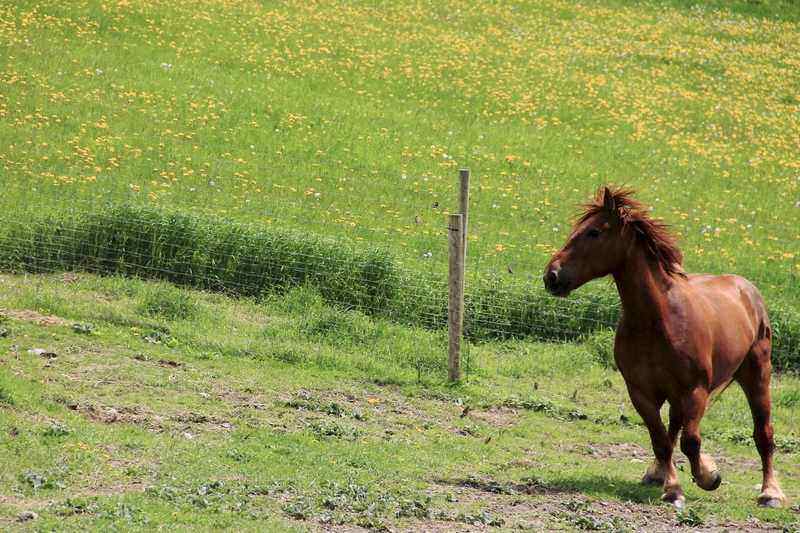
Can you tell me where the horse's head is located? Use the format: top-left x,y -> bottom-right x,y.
544,186 -> 685,297
543,186 -> 631,297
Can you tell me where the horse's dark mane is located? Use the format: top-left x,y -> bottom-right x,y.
579,187 -> 687,278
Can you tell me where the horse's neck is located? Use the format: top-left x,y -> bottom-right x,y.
612,251 -> 674,331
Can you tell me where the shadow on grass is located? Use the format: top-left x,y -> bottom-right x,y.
437,473 -> 662,505
545,473 -> 661,504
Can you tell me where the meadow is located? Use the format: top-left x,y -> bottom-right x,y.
1,0 -> 798,296
0,273 -> 799,530
1,0 -> 800,530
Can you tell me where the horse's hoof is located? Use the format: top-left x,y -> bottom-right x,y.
758,497 -> 782,508
695,470 -> 722,491
661,491 -> 685,509
757,492 -> 785,508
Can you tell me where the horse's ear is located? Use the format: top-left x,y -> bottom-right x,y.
602,186 -> 616,213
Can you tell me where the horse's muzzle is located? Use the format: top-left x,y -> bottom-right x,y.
543,268 -> 571,297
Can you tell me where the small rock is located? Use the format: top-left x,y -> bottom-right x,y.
28,348 -> 57,358
72,323 -> 94,335
297,389 -> 312,400
17,511 -> 38,522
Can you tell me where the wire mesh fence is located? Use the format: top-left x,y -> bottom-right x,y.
1,189 -> 798,375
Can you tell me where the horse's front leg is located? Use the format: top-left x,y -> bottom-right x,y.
642,403 -> 681,486
680,388 -> 721,491
628,387 -> 684,507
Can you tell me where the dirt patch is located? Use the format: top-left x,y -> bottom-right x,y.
221,387 -> 524,446
211,383 -> 270,411
434,475 -> 556,497
713,453 -> 761,470
1,309 -> 68,327
427,476 -> 782,532
574,441 -> 653,462
202,386 -> 471,445
275,388 -> 438,429
66,401 -> 161,428
130,353 -> 186,369
61,399 -> 233,433
466,406 -> 519,428
170,411 -> 234,431
572,441 -> 762,472
298,523 -> 370,533
506,457 -> 547,470
391,520 -> 487,532
426,477 -> 571,530
75,482 -> 147,500
0,482 -> 146,515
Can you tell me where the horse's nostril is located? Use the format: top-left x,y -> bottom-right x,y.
545,269 -> 558,287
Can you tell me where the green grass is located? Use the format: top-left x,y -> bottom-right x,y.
0,273 -> 798,530
1,0 -> 798,298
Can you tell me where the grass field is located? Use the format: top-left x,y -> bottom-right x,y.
2,1 -> 800,530
1,0 -> 799,299
1,272 -> 799,530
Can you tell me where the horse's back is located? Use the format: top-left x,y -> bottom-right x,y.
686,273 -> 769,331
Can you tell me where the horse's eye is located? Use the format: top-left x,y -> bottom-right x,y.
587,228 -> 601,239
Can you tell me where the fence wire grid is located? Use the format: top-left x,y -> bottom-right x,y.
0,190 -> 798,376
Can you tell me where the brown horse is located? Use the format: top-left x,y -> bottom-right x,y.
544,186 -> 787,508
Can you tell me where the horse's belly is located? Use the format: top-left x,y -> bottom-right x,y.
691,275 -> 763,371
707,317 -> 756,388
614,342 -> 692,396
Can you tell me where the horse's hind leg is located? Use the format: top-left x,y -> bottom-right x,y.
680,388 -> 721,491
627,387 -> 683,507
736,337 -> 787,508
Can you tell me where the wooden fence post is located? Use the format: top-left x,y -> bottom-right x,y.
448,213 -> 464,382
459,168 -> 470,265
